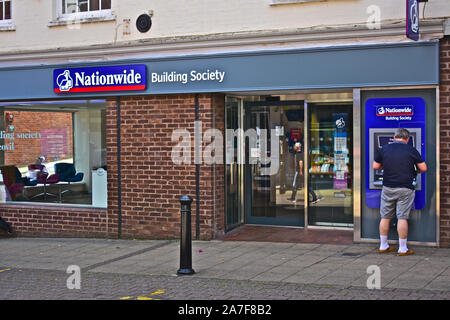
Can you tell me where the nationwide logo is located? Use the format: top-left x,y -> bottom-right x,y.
54,65 -> 147,93
407,0 -> 419,41
410,0 -> 419,33
376,105 -> 414,116
56,70 -> 73,92
335,117 -> 345,129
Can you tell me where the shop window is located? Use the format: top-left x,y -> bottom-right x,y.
0,0 -> 14,31
0,100 -> 107,207
50,0 -> 114,26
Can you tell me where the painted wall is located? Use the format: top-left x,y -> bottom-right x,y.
1,0 -> 449,53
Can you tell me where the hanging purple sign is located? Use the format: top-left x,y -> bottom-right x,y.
406,0 -> 419,41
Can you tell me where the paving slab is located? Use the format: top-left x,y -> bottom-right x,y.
424,275 -> 450,291
385,274 -> 438,290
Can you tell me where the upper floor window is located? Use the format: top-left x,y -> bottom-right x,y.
61,0 -> 111,15
50,0 -> 114,26
0,0 -> 11,21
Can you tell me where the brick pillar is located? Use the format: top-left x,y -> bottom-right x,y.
439,36 -> 450,248
105,93 -> 225,240
105,98 -> 120,238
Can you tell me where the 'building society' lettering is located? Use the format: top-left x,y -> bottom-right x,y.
151,70 -> 225,85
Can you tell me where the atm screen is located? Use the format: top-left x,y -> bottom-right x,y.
369,129 -> 421,191
377,135 -> 415,150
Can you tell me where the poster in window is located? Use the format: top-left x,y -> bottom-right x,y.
40,128 -> 68,161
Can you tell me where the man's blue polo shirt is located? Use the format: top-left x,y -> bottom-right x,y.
374,140 -> 424,190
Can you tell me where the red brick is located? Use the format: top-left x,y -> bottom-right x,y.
439,37 -> 450,247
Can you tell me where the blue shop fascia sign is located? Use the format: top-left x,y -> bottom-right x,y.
54,64 -> 147,93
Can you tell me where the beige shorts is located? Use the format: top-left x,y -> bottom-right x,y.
380,186 -> 415,220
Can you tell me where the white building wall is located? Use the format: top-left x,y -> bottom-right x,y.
1,0 -> 449,53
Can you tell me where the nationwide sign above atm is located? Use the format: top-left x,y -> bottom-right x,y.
376,105 -> 414,119
53,65 -> 147,93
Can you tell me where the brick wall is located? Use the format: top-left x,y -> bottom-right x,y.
106,93 -> 225,240
440,36 -> 450,248
0,204 -> 108,238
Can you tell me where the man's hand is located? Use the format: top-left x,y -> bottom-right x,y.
373,161 -> 383,170
417,162 -> 427,173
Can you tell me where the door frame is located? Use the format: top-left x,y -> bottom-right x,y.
244,100 -> 307,227
306,101 -> 354,228
225,97 -> 245,231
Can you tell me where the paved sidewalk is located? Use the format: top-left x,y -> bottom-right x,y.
0,237 -> 449,299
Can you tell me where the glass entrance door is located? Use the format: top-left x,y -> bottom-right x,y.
244,101 -> 305,227
225,98 -> 244,230
307,104 -> 353,227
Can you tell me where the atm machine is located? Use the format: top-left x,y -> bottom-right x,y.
361,93 -> 438,245
365,97 -> 426,211
369,128 -> 422,190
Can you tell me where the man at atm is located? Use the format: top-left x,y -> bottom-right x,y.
372,128 -> 427,256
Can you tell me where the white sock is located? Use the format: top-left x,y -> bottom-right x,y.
398,238 -> 408,253
379,235 -> 389,250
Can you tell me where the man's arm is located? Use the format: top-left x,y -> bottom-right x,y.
412,149 -> 427,173
373,149 -> 383,170
373,161 -> 383,170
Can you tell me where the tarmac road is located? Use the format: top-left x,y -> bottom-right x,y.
0,267 -> 448,300
0,237 -> 449,300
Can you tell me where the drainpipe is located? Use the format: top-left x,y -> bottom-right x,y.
195,94 -> 200,240
116,96 -> 122,238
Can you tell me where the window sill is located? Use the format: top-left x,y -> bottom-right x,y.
0,22 -> 15,31
48,13 -> 116,28
0,201 -> 107,210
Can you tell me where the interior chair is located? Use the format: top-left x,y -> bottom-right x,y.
0,165 -> 37,201
28,164 -> 59,200
54,163 -> 84,198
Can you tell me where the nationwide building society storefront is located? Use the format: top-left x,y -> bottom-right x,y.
0,41 -> 443,247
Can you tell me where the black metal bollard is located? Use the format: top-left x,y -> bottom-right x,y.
177,196 -> 195,275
